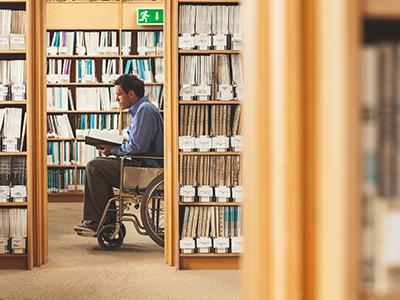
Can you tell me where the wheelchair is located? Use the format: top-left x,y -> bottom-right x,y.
78,155 -> 164,250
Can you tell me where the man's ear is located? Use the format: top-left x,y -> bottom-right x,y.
128,90 -> 137,99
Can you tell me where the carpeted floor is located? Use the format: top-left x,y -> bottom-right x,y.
0,202 -> 240,300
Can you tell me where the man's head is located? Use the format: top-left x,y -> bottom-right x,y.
114,74 -> 145,109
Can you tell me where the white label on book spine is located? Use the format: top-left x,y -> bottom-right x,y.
213,34 -> 227,50
231,236 -> 243,253
137,46 -> 147,55
179,34 -> 195,49
11,238 -> 26,249
102,74 -> 111,83
235,86 -> 243,100
195,136 -> 212,151
0,35 -> 9,45
232,34 -> 243,50
214,237 -> 230,250
11,185 -> 27,199
218,84 -> 234,100
10,34 -> 25,47
0,238 -> 7,253
197,186 -> 213,198
179,84 -> 195,100
197,237 -> 212,250
60,74 -> 70,83
215,186 -> 230,201
232,186 -> 244,202
0,185 -> 10,197
179,136 -> 195,151
180,238 -> 195,250
12,84 -> 25,95
83,75 -> 94,82
155,74 -> 164,83
47,46 -> 58,55
59,46 -> 68,54
231,135 -> 243,151
0,85 -> 8,96
180,185 -> 196,198
195,84 -> 211,97
47,74 -> 58,83
111,46 -> 119,54
3,137 -> 18,152
212,136 -> 229,151
122,47 -> 131,56
76,46 -> 86,55
195,34 -> 212,50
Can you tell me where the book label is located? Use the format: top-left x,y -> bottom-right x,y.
60,74 -> 70,83
0,185 -> 10,197
195,84 -> 211,97
179,136 -> 195,150
180,185 -> 196,199
214,237 -> 230,250
213,34 -> 227,50
102,74 -> 111,83
195,34 -> 212,50
235,86 -> 243,100
58,46 -> 69,54
179,84 -> 195,100
10,34 -> 25,50
137,46 -> 148,55
198,186 -> 213,202
156,46 -> 163,55
11,238 -> 26,249
122,47 -> 131,56
218,84 -> 234,100
83,74 -> 94,82
76,46 -> 86,55
212,136 -> 229,150
195,136 -> 212,151
180,238 -> 195,250
197,237 -> 212,250
47,46 -> 58,55
46,74 -> 58,84
0,85 -> 8,96
231,135 -> 243,151
111,46 -> 119,54
67,185 -> 76,191
147,47 -> 156,55
3,137 -> 18,152
76,129 -> 89,138
77,184 -> 84,191
215,186 -> 231,201
0,238 -> 7,253
232,186 -> 244,202
12,84 -> 25,95
231,236 -> 243,253
11,185 -> 27,200
0,34 -> 9,47
232,34 -> 243,50
179,34 -> 195,49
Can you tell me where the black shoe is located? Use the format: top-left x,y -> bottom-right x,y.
74,220 -> 99,233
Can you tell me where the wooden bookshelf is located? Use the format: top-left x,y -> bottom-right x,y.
179,151 -> 242,156
364,0 -> 400,19
0,100 -> 27,105
179,202 -> 242,206
0,202 -> 28,207
0,152 -> 27,156
46,0 -> 164,201
179,100 -> 241,104
179,50 -> 241,54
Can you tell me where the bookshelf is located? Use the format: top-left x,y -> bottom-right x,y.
165,0 -> 243,269
45,0 -> 164,202
0,0 -> 36,270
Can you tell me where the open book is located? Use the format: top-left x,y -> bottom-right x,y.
85,129 -> 123,146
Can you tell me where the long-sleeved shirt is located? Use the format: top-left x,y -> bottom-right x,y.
110,95 -> 163,167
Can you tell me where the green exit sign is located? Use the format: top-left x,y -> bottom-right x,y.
137,8 -> 164,25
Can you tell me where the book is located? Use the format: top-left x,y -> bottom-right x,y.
84,129 -> 123,146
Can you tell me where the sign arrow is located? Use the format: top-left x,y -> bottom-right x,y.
155,12 -> 159,21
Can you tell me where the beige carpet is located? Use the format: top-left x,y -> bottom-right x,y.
0,202 -> 240,300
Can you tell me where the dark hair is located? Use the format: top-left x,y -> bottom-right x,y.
114,74 -> 145,98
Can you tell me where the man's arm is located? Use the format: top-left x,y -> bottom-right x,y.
110,106 -> 158,156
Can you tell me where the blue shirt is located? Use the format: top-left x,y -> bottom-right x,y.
110,95 -> 163,167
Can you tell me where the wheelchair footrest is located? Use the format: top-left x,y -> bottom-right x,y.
75,230 -> 96,238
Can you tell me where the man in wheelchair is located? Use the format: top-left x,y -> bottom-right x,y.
74,74 -> 164,235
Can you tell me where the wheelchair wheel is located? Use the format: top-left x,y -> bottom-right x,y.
140,174 -> 164,247
97,224 -> 124,250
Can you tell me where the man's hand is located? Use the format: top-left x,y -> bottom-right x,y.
96,144 -> 113,156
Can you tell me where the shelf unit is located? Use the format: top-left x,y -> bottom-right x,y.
45,0 -> 164,202
0,0 -> 34,270
165,0 -> 243,269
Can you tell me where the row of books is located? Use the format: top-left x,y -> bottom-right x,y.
0,208 -> 27,254
179,5 -> 241,50
0,60 -> 26,100
123,58 -> 163,83
76,87 -> 118,110
47,169 -> 85,193
47,114 -> 74,138
47,86 -> 163,112
0,108 -> 27,152
47,141 -> 99,165
180,206 -> 242,253
179,105 -> 241,137
46,58 -> 163,84
47,31 -> 118,56
122,31 -> 163,56
179,55 -> 242,101
0,156 -> 27,203
47,30 -> 164,56
0,10 -> 25,51
362,42 -> 400,292
179,155 -> 242,186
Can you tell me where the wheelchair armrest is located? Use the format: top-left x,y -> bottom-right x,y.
121,154 -> 164,161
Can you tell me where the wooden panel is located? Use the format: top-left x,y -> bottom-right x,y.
364,0 -> 400,19
179,256 -> 240,270
365,293 -> 400,300
122,2 -> 163,30
0,255 -> 28,269
46,2 -> 120,29
48,194 -> 83,203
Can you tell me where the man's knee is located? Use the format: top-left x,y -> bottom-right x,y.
86,157 -> 103,174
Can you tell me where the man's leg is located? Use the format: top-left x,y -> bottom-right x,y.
83,157 -> 121,223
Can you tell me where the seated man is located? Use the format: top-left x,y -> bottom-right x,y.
74,74 -> 164,233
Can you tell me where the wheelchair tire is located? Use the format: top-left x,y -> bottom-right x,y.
140,174 -> 164,248
97,224 -> 124,250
